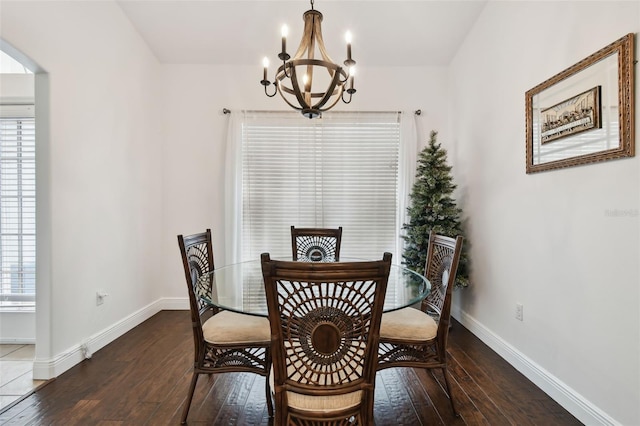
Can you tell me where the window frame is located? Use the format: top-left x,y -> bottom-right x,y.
0,103 -> 36,309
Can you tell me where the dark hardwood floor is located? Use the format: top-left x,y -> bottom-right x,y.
0,311 -> 581,425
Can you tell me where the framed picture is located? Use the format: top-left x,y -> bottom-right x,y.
525,33 -> 635,173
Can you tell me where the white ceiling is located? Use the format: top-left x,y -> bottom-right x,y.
116,0 -> 487,67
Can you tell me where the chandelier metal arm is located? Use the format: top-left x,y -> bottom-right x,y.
263,82 -> 277,98
260,74 -> 278,97
341,89 -> 354,104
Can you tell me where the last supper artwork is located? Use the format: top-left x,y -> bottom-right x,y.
540,86 -> 601,144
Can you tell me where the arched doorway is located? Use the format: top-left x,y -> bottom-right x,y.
0,41 -> 51,411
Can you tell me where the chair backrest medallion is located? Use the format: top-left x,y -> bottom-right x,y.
291,225 -> 343,262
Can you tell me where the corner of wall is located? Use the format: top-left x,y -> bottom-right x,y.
32,298 -> 187,380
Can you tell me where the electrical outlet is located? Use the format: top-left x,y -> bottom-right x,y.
516,303 -> 523,321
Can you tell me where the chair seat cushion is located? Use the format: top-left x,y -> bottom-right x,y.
202,310 -> 270,345
287,389 -> 362,414
380,307 -> 438,341
269,368 -> 362,414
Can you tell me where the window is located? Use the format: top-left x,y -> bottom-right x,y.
237,111 -> 403,262
0,105 -> 35,308
0,51 -> 33,74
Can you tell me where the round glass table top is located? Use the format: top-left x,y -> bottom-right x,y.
196,257 -> 430,317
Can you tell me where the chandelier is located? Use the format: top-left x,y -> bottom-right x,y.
260,0 -> 356,119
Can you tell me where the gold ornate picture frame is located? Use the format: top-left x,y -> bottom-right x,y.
525,33 -> 635,174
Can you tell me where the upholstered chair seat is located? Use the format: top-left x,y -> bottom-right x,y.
380,307 -> 438,342
269,369 -> 363,414
202,310 -> 271,345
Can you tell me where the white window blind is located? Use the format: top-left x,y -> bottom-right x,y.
0,105 -> 35,307
240,111 -> 400,262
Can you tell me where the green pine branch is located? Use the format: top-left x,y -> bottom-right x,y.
402,130 -> 470,288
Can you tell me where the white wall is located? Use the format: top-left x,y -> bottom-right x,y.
160,64 -> 450,297
0,1 -> 164,377
449,2 -> 639,425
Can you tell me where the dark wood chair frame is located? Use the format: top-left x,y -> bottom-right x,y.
178,229 -> 273,424
377,231 -> 463,416
261,252 -> 392,425
290,225 -> 343,262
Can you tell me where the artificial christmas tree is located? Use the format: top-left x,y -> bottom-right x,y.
402,130 -> 469,288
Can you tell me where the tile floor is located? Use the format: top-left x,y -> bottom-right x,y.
0,345 -> 45,412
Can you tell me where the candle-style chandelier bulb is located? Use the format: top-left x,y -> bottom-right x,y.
260,0 -> 356,118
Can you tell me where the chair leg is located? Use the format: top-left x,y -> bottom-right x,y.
363,390 -> 376,426
181,372 -> 199,425
265,349 -> 274,417
441,367 -> 459,417
265,374 -> 274,417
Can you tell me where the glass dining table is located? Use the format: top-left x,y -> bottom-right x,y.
197,257 -> 430,317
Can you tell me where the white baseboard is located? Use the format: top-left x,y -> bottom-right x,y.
159,297 -> 189,310
451,305 -> 620,426
0,337 -> 36,345
33,298 -> 189,380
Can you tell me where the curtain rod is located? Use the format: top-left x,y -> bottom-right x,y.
222,108 -> 422,116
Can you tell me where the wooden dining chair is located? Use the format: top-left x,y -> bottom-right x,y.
290,225 -> 343,262
377,231 -> 464,416
177,229 -> 272,424
261,252 -> 392,425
